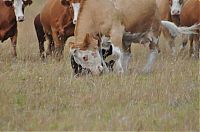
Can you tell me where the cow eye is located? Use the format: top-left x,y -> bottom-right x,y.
83,55 -> 88,61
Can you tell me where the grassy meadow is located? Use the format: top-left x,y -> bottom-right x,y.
0,0 -> 199,130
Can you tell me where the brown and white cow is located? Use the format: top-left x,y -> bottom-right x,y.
179,0 -> 200,58
0,0 -> 32,57
39,0 -> 81,60
162,0 -> 199,58
156,0 -> 189,56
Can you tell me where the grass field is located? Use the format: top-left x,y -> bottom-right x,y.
0,0 -> 199,130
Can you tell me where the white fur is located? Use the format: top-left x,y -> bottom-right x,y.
70,48 -> 103,75
101,36 -> 125,73
170,0 -> 182,15
143,49 -> 158,73
161,21 -> 199,38
13,0 -> 24,21
72,3 -> 80,24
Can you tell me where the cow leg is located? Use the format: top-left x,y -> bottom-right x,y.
110,22 -> 125,73
10,31 -> 18,58
46,34 -> 54,56
168,38 -> 176,56
189,35 -> 194,57
193,34 -> 199,59
52,30 -> 64,60
179,35 -> 188,52
143,33 -> 159,73
121,40 -> 132,72
34,14 -> 46,59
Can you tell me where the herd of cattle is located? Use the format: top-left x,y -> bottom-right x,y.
0,0 -> 199,76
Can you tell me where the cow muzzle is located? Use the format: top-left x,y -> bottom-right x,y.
17,16 -> 25,22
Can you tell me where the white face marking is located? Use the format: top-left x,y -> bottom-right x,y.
72,3 -> 80,24
13,0 -> 24,22
70,48 -> 103,75
170,0 -> 183,15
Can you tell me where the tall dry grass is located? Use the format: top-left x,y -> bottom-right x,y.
0,0 -> 199,130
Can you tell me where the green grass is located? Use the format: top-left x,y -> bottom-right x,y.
0,0 -> 199,131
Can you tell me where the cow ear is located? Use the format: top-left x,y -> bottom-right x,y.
4,0 -> 14,7
61,0 -> 70,6
83,33 -> 91,45
69,42 -> 75,48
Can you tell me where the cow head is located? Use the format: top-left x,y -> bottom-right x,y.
4,0 -> 32,22
169,0 -> 184,16
60,0 -> 81,24
69,33 -> 104,75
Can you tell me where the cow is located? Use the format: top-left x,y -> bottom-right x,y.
0,0 -> 32,57
69,0 -> 162,75
155,0 -> 189,56
161,0 -> 199,58
168,0 -> 197,56
179,0 -> 200,58
39,0 -> 81,60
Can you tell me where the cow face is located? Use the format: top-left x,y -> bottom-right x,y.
60,0 -> 81,24
169,0 -> 184,16
4,0 -> 32,22
69,34 -> 104,75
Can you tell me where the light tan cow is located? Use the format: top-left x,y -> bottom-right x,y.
69,0 -> 161,75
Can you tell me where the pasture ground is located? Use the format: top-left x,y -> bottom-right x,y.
0,0 -> 199,130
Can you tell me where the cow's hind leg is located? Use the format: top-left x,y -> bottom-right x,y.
34,14 -> 46,59
188,35 -> 194,57
179,35 -> 188,53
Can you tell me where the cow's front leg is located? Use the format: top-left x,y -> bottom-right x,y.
143,37 -> 159,73
168,38 -> 176,56
52,30 -> 64,60
10,31 -> 18,58
110,22 -> 125,73
121,40 -> 132,72
193,34 -> 199,59
45,34 -> 55,56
